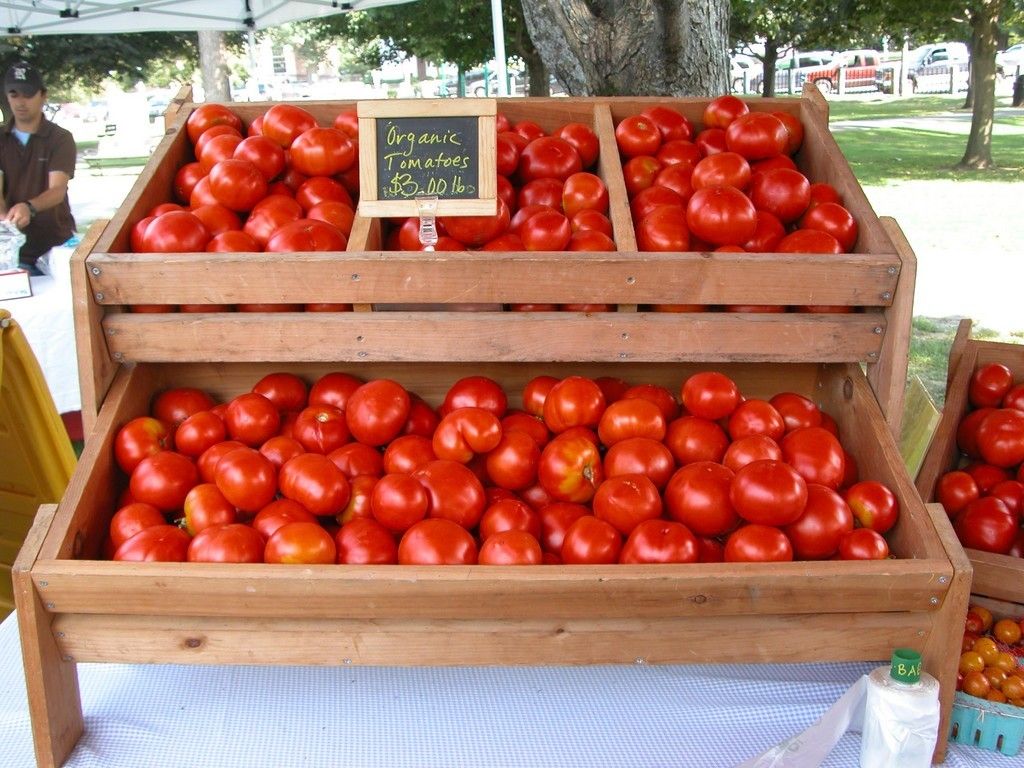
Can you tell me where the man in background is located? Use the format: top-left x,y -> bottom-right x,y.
0,61 -> 76,274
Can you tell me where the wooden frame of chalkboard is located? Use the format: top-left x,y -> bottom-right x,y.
357,99 -> 498,218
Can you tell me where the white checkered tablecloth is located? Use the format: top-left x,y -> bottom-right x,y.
0,612 -> 1014,768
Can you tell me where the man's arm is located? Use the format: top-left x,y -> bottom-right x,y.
4,169 -> 69,229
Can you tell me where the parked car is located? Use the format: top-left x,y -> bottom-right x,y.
795,49 -> 882,95
750,50 -> 834,94
997,42 -> 1024,78
875,42 -> 969,93
730,53 -> 762,92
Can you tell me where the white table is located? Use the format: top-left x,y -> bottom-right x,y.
0,267 -> 81,415
0,611 -> 1010,768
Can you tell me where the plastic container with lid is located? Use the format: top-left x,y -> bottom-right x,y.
860,648 -> 941,767
0,221 -> 25,271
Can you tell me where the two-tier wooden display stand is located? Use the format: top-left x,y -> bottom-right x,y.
15,87 -> 970,766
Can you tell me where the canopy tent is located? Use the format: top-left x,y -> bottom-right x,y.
0,0 -> 415,35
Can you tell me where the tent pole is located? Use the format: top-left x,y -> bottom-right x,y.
490,0 -> 508,96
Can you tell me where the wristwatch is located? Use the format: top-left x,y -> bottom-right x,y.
24,201 -> 36,219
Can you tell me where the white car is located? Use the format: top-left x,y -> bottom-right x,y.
997,43 -> 1024,77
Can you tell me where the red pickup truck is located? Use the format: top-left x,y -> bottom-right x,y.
797,50 -> 882,94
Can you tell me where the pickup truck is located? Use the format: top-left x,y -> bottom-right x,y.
796,50 -> 882,95
876,42 -> 970,94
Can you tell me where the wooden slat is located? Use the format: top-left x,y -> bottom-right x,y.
99,312 -> 887,363
71,220 -> 116,432
13,505 -> 83,768
51,611 -> 931,667
964,548 -> 1024,603
30,556 -> 949,620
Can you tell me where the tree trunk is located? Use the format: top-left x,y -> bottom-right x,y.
525,49 -> 550,96
761,37 -> 782,98
518,0 -> 729,96
959,0 -> 1000,169
198,30 -> 231,102
963,18 -> 979,110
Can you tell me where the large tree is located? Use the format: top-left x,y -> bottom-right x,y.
518,0 -> 729,96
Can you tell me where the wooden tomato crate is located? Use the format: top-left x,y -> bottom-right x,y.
17,358 -> 968,766
916,319 -> 1024,604
73,88 -> 914,441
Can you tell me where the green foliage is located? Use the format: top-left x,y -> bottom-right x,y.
0,32 -> 198,101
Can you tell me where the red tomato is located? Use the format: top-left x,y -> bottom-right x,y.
109,502 -> 166,549
518,136 -> 582,182
440,199 -> 511,248
335,518 -> 398,564
251,372 -> 307,412
686,186 -> 757,247
723,434 -> 783,473
398,518 -> 478,565
523,375 -> 559,417
538,501 -> 590,553
232,134 -> 286,181
727,399 -> 785,441
432,407 -> 502,463
641,106 -> 693,142
309,371 -> 364,411
798,202 -> 858,252
568,230 -> 616,251
603,437 -> 676,490
958,408 -> 996,458
542,376 -> 607,433
976,408 -> 1024,467
537,433 -> 604,503
636,206 -> 689,252
291,405 -> 350,454
186,103 -> 243,145
141,210 -> 210,252
479,498 -> 542,541
690,152 -> 751,191
383,434 -> 436,475
561,515 -> 622,564
988,479 -> 1024,519
440,375 -> 508,418
780,426 -> 846,489
496,131 -> 523,176
259,435 -> 305,469
289,127 -> 356,176
129,451 -> 198,511
652,164 -> 695,203
750,155 -> 797,176
695,127 -> 728,156
964,461 -> 1011,493
207,158 -> 268,212
485,430 -> 541,490
769,392 -> 822,431
190,204 -> 241,238
749,168 -> 811,224
703,95 -> 750,129
501,410 -> 551,448
784,483 -> 854,559
724,524 -> 793,562
115,416 -> 170,474
345,379 -> 411,447
197,440 -> 247,484
252,498 -> 317,540
777,229 -> 843,255
114,524 -> 191,562
174,161 -> 207,205
333,109 -> 359,138
188,175 -> 219,208
214,446 -> 278,513
936,470 -> 980,516
630,186 -> 686,223
664,415 -> 730,465
278,453 -> 351,517
742,210 -> 786,252
265,521 -> 337,564
188,523 -> 264,563
174,410 -> 226,459
521,209 -> 572,251
562,172 -> 609,218
772,111 -> 804,154
1002,383 -> 1024,411
656,139 -> 701,171
328,442 -> 385,479
517,178 -> 564,210
681,371 -> 741,420
844,480 -> 899,534
413,459 -> 487,529
403,396 -> 441,439
223,392 -> 280,447
295,176 -> 354,211
664,461 -> 739,537
592,474 -> 663,535
970,363 -> 1014,408
553,122 -> 600,168
478,530 -> 543,565
724,112 -> 788,160
307,201 -> 355,237
619,519 -> 698,564
151,388 -> 217,427
955,497 -> 1017,553
621,383 -> 679,421
597,398 -> 667,446
622,155 -> 663,196
513,120 -> 546,143
197,132 -> 244,172
837,527 -> 890,560
242,194 -> 303,247
615,115 -> 662,158
370,472 -> 430,533
730,459 -> 808,526
260,103 -> 317,148
266,219 -> 347,252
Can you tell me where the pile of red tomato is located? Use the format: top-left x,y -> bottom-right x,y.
935,362 -> 1024,557
108,368 -> 900,566
958,603 -> 1024,706
616,95 -> 858,258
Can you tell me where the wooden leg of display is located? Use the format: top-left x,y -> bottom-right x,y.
13,504 -> 83,768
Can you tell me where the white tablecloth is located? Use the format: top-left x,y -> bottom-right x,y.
0,269 -> 81,415
0,612 -> 1012,768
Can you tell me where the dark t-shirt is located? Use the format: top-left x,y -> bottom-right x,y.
0,116 -> 77,263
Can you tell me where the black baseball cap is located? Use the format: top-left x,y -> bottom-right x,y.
5,61 -> 44,97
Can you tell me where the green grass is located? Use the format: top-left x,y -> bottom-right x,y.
832,126 -> 1024,184
829,95 -> 986,121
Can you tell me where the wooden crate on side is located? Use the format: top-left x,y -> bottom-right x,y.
916,318 -> 1024,605
74,89 -> 914,439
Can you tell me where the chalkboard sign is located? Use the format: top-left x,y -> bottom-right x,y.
357,99 -> 498,218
